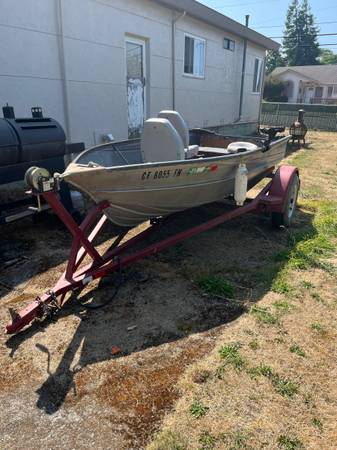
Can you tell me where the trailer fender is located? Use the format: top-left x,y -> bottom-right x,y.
268,165 -> 300,214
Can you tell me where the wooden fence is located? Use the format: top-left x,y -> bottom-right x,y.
261,102 -> 337,131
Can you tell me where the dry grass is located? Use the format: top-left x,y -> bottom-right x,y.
1,131 -> 336,450
148,132 -> 337,450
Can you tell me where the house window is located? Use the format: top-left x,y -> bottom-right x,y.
252,58 -> 263,93
327,86 -> 333,97
224,38 -> 235,51
314,86 -> 323,98
184,34 -> 206,78
333,85 -> 337,95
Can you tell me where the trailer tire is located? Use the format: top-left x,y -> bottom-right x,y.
271,174 -> 300,228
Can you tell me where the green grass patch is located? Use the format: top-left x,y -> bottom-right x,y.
300,280 -> 314,290
247,364 -> 298,397
219,343 -> 246,370
190,401 -> 209,418
273,299 -> 292,313
262,201 -> 337,295
287,233 -> 335,270
250,306 -> 279,325
272,270 -> 291,294
248,339 -> 259,350
311,292 -> 325,304
312,417 -> 323,430
199,431 -> 217,450
290,345 -> 306,357
215,365 -> 226,380
247,364 -> 273,379
149,430 -> 187,450
289,151 -> 311,168
310,322 -> 327,334
219,431 -> 252,450
287,200 -> 337,271
197,274 -> 235,298
272,375 -> 299,397
271,248 -> 290,263
278,434 -> 304,450
300,186 -> 324,199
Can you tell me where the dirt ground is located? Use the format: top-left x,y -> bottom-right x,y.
0,131 -> 336,450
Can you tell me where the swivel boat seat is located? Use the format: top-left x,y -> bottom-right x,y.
158,110 -> 199,158
140,118 -> 185,163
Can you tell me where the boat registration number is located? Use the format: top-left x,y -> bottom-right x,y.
141,168 -> 182,180
141,164 -> 218,181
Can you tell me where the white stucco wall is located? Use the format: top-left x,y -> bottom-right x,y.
241,42 -> 266,122
0,0 -> 267,146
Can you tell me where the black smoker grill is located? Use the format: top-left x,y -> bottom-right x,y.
0,105 -> 84,224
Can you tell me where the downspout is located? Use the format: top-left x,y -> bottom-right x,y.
172,10 -> 186,110
237,14 -> 250,122
56,0 -> 72,142
258,56 -> 267,127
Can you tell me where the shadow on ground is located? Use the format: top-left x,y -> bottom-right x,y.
4,198 -> 315,430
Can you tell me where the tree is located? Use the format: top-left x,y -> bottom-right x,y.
283,0 -> 320,66
266,49 -> 285,74
319,49 -> 337,65
263,79 -> 287,102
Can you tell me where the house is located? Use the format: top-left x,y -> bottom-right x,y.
270,65 -> 337,104
0,0 -> 278,146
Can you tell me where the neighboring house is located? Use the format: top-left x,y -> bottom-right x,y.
0,0 -> 278,146
270,65 -> 337,105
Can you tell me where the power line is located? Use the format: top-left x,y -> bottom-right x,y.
254,20 -> 337,29
253,6 -> 337,27
269,32 -> 337,39
280,43 -> 337,47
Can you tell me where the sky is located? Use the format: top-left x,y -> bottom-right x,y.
199,0 -> 337,52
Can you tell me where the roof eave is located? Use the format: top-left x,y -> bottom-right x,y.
153,0 -> 280,50
272,68 -> 321,84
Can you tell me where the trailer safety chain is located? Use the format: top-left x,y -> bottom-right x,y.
80,259 -> 125,310
36,291 -> 60,320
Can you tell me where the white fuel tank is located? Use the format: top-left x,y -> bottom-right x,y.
235,163 -> 248,206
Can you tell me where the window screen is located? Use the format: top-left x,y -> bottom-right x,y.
224,38 -> 235,51
184,35 -> 205,77
253,58 -> 263,93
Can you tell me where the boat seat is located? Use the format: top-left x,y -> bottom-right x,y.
227,141 -> 259,152
141,118 -> 185,163
158,110 -> 199,159
158,110 -> 190,147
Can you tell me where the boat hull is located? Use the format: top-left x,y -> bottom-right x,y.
63,136 -> 289,227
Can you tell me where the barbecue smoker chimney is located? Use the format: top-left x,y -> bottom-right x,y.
290,109 -> 308,147
2,103 -> 15,119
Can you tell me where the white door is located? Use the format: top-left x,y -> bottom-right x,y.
126,38 -> 146,138
304,87 -> 314,104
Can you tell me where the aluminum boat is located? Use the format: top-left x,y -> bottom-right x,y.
62,111 -> 289,227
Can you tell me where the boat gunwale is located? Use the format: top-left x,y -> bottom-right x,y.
64,135 -> 290,176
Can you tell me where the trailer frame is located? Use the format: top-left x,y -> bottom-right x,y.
6,165 -> 299,334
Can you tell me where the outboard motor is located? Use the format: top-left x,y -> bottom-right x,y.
259,126 -> 285,141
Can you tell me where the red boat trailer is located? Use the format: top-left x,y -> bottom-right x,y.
5,165 -> 299,334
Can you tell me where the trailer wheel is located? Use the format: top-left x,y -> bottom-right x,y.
271,174 -> 300,228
